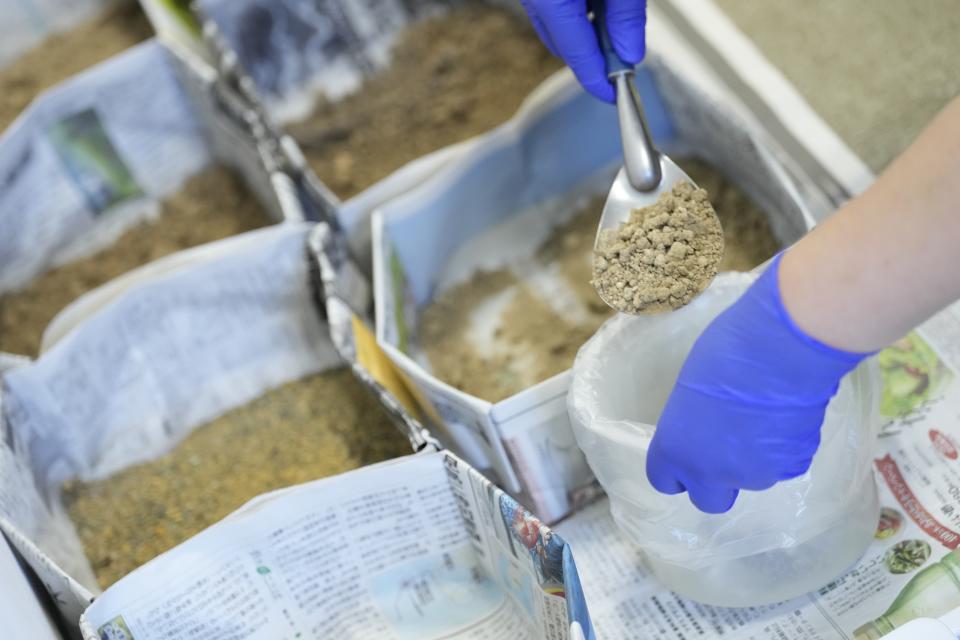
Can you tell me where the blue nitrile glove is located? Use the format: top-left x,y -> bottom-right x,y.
646,253 -> 872,514
520,0 -> 647,103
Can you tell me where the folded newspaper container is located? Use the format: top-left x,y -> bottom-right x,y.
192,0 -> 500,123
0,221 -> 592,638
371,57 -> 817,522
306,222 -> 435,452
0,534 -> 62,638
0,37 -> 293,352
0,225 -> 336,620
79,450 -> 592,640
568,271 -> 881,607
191,0 -> 529,267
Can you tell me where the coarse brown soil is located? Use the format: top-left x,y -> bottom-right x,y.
421,160 -> 780,402
286,4 -> 562,199
0,167 -> 269,357
0,2 -> 153,133
592,181 -> 724,315
64,368 -> 411,589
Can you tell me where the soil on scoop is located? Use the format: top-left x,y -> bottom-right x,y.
286,4 -> 562,199
0,167 -> 270,357
420,160 -> 780,402
0,1 -> 153,133
592,181 -> 725,315
64,368 -> 411,588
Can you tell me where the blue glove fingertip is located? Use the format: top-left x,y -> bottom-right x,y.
582,78 -> 616,103
686,482 -> 738,514
646,447 -> 686,495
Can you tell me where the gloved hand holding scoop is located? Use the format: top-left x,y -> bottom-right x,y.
585,0 -> 724,315
530,1 -> 960,525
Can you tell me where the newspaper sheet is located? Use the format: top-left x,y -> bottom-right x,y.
306,223 -> 436,456
0,532 -> 62,638
0,39 -> 212,296
80,451 -> 587,640
557,302 -> 960,639
0,363 -> 99,614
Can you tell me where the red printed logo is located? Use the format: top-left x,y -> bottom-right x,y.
930,430 -> 958,460
875,455 -> 960,549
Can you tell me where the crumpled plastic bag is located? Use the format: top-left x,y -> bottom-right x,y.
567,272 -> 880,606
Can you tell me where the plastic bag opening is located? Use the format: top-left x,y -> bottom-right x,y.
567,272 -> 880,606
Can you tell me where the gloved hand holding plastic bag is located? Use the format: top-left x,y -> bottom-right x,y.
567,271 -> 881,607
647,253 -> 872,514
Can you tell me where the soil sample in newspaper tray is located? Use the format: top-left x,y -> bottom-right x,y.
64,369 -> 412,588
0,167 -> 270,357
421,160 -> 781,403
286,4 -> 563,198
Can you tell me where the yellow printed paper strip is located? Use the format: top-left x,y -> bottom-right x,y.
351,315 -> 426,421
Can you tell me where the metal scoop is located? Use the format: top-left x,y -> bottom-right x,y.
589,0 -> 722,314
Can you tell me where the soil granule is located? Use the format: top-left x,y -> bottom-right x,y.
286,4 -> 562,199
0,167 -> 269,357
0,2 -> 152,133
64,368 -> 411,589
420,160 -> 779,402
592,181 -> 724,315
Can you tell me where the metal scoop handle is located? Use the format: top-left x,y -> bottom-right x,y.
590,0 -> 662,192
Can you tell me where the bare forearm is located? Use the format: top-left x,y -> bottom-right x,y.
781,96 -> 960,353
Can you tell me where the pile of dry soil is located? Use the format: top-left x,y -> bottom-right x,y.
286,4 -> 562,199
0,167 -> 269,356
421,197 -> 607,403
421,160 -> 779,402
592,181 -> 724,315
0,1 -> 152,133
64,369 -> 411,588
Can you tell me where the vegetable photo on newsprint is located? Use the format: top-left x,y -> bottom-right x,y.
0,1 -> 958,639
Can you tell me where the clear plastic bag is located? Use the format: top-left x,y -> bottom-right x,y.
568,272 -> 880,606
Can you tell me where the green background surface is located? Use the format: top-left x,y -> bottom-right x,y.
712,1 -> 960,172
